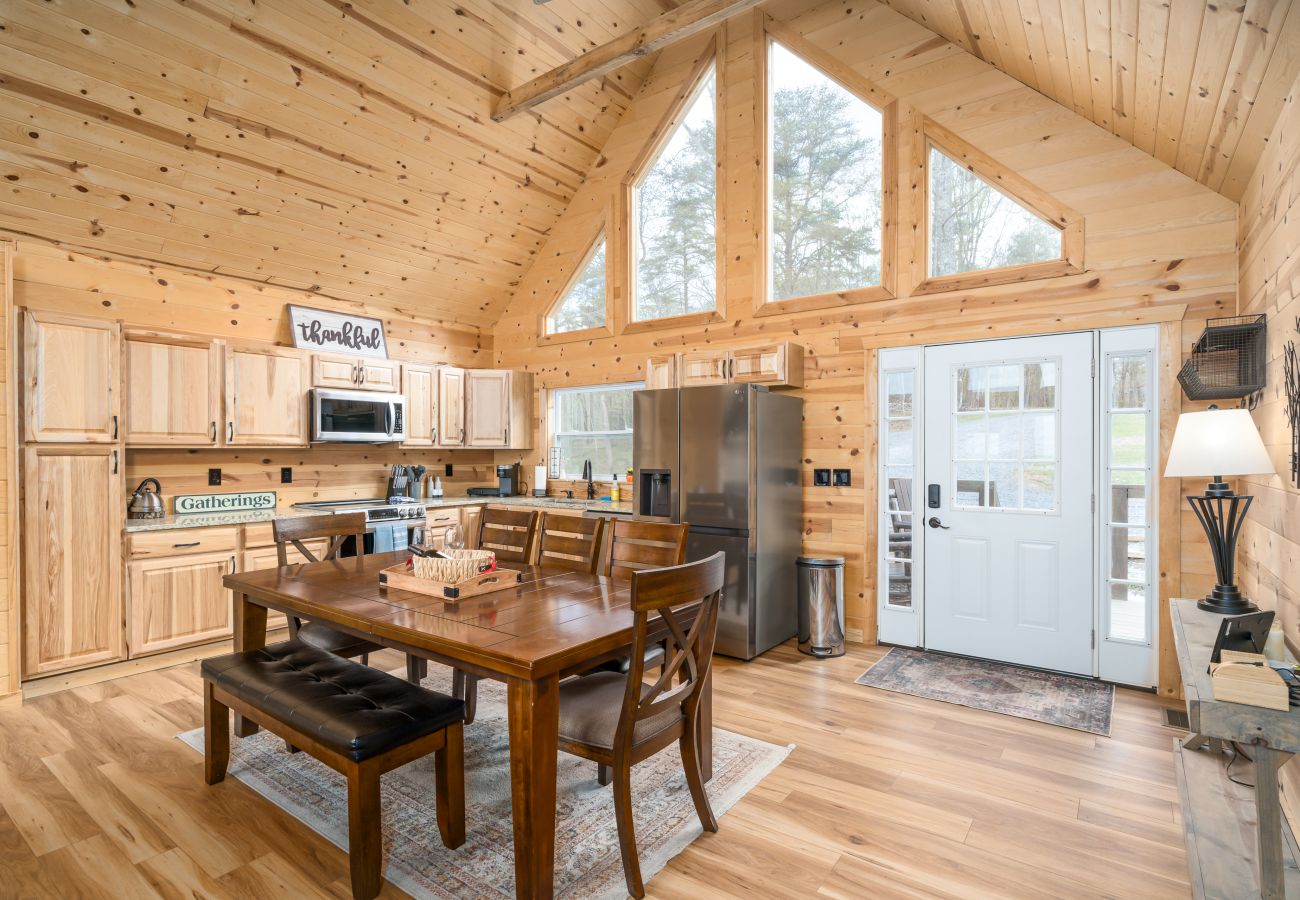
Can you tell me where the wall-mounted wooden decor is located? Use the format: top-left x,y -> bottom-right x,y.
289,305 -> 388,359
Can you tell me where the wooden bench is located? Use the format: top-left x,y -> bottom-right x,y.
202,639 -> 467,900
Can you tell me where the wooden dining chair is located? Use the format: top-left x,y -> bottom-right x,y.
534,511 -> 605,573
272,513 -> 426,684
603,518 -> 689,579
452,506 -> 542,723
476,506 -> 541,564
557,552 -> 724,899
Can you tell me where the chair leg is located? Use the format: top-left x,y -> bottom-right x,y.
679,717 -> 717,833
284,741 -> 301,755
434,723 -> 466,849
360,652 -> 370,667
453,670 -> 478,725
597,763 -> 611,787
405,654 -> 425,685
611,760 -> 644,898
345,762 -> 384,900
203,682 -> 230,786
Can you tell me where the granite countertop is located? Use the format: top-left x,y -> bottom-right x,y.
124,495 -> 634,533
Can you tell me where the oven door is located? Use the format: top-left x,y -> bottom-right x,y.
311,389 -> 406,442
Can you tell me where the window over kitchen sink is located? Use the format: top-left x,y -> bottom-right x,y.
551,383 -> 641,480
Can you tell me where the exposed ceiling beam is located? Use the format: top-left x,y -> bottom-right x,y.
492,0 -> 765,122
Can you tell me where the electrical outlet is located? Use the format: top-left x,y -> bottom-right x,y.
813,468 -> 831,487
281,466 -> 293,484
445,463 -> 453,477
208,468 -> 221,486
833,468 -> 851,487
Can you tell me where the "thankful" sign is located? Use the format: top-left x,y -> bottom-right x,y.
288,305 -> 389,359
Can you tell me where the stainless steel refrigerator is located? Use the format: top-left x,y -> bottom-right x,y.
633,384 -> 803,659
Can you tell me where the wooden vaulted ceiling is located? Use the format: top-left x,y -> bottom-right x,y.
877,0 -> 1300,201
0,0 -> 1297,329
0,0 -> 673,327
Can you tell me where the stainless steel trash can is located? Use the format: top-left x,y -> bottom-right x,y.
797,556 -> 845,658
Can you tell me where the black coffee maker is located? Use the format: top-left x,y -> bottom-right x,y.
496,463 -> 524,496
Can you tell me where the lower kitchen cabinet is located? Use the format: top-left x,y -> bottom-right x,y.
23,445 -> 125,677
126,550 -> 235,656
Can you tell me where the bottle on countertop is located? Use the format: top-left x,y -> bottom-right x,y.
432,476 -> 444,498
610,479 -> 620,503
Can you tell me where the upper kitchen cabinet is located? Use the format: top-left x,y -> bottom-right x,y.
402,363 -> 437,447
437,366 -> 467,447
125,334 -> 222,446
23,444 -> 125,677
466,369 -> 534,449
645,354 -> 679,389
311,354 -> 400,392
23,311 -> 121,443
674,342 -> 805,389
224,345 -> 308,446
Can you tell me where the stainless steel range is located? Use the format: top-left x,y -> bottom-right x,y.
292,498 -> 426,525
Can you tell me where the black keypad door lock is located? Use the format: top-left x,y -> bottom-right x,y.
927,483 -> 941,508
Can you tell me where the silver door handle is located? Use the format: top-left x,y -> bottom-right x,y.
927,517 -> 950,529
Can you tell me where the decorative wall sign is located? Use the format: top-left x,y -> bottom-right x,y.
1284,316 -> 1299,487
288,305 -> 388,359
175,491 -> 277,515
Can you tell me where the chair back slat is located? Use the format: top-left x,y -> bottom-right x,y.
604,519 -> 688,580
535,512 -> 604,573
477,507 -> 539,564
273,512 -> 367,566
616,552 -> 724,748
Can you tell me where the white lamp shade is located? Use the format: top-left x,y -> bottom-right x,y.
1164,408 -> 1274,478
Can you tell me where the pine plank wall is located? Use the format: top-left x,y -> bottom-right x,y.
492,0 -> 1238,680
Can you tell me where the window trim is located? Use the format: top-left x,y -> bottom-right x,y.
913,116 -> 1084,296
756,17 -> 899,317
621,38 -> 725,333
539,215 -> 614,345
548,381 -> 643,481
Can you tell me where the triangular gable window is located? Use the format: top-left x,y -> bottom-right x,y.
546,233 -> 606,334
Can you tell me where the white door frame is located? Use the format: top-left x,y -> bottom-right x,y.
875,325 -> 1160,687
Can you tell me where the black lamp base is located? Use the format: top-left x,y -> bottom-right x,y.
1197,584 -> 1259,615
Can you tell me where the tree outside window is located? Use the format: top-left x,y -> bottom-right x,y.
547,234 -> 606,334
633,68 -> 717,321
768,41 -> 883,301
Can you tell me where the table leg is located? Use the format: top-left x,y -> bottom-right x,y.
700,666 -> 713,782
507,674 -> 559,900
232,592 -> 268,738
1255,745 -> 1288,900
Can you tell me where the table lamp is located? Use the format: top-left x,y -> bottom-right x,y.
1164,407 -> 1275,613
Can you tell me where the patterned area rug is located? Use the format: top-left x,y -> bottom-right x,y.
856,647 -> 1114,736
178,668 -> 791,899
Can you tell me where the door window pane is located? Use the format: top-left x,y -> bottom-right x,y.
987,413 -> 1020,460
1023,463 -> 1056,510
887,419 -> 913,465
1105,351 -> 1153,644
988,463 -> 1022,509
1110,413 -> 1147,467
1108,582 -> 1146,643
882,367 -> 917,610
1024,362 -> 1057,409
1111,356 -> 1148,408
887,371 -> 913,416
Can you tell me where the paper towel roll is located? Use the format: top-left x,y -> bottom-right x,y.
534,465 -> 548,497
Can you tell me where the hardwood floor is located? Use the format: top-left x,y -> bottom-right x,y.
0,642 -> 1190,899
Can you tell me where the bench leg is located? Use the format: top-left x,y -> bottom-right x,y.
453,670 -> 478,725
435,722 -> 466,849
346,763 -> 384,900
203,682 -> 230,786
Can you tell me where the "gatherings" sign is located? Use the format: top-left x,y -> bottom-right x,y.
174,492 -> 277,515
288,305 -> 388,359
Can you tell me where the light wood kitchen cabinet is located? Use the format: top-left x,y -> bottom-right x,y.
402,363 -> 437,447
679,349 -> 731,386
461,506 -> 482,549
677,342 -> 805,388
466,369 -> 534,449
437,366 -> 466,447
241,539 -> 328,631
126,550 -> 235,656
312,354 -> 400,392
645,354 -> 680,389
23,311 -> 121,443
125,334 -> 222,446
22,445 -> 125,677
731,342 -> 804,387
128,526 -> 239,559
224,345 -> 308,446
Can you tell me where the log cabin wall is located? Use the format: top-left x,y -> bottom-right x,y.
491,0 -> 1239,678
0,240 -> 500,693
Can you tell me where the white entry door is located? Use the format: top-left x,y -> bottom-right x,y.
922,332 -> 1095,676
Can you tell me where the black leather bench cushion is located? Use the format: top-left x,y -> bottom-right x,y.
202,640 -> 464,762
295,620 -> 382,659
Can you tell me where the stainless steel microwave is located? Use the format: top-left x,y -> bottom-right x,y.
310,388 -> 406,443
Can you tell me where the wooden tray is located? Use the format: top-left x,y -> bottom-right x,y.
378,563 -> 523,600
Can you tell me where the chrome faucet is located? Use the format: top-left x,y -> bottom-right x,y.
582,459 -> 595,500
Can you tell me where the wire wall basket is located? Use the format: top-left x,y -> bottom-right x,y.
1177,314 -> 1267,401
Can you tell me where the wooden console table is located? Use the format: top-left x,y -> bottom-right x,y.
1171,599 -> 1300,899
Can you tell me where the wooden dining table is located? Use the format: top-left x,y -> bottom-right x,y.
223,550 -> 712,900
